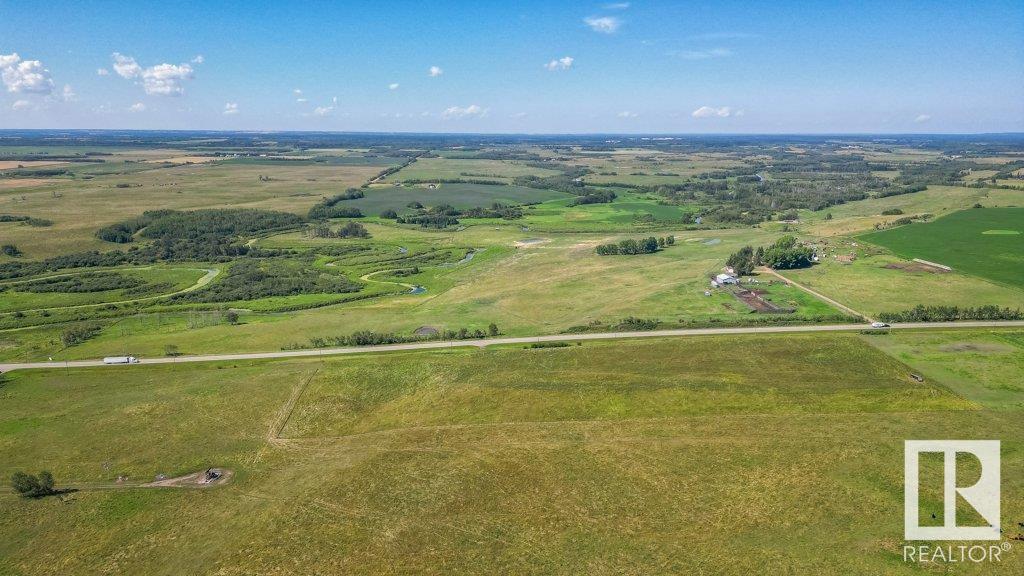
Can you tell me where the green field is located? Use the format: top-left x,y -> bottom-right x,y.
0,267 -> 209,312
859,207 -> 1024,288
383,156 -> 562,182
3,332 -> 1021,574
348,182 -> 570,215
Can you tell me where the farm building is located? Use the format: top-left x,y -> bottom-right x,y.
714,273 -> 738,286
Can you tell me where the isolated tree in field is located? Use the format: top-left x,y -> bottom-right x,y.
11,471 -> 57,498
1,244 -> 21,257
225,310 -> 239,324
488,323 -> 499,336
164,344 -> 180,357
380,208 -> 398,219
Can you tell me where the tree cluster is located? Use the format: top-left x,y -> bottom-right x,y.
595,236 -> 674,256
760,235 -> 814,269
878,305 -> 1023,323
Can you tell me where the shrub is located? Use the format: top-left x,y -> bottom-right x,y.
11,471 -> 57,498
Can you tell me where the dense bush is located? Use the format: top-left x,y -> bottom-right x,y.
11,471 -> 57,498
396,213 -> 460,229
726,246 -> 756,275
761,235 -> 814,270
0,214 -> 52,226
176,258 -> 360,303
60,323 -> 103,347
878,305 -> 1024,323
13,272 -> 144,293
595,236 -> 672,255
306,323 -> 500,348
569,190 -> 617,206
308,189 -> 366,219
336,221 -> 370,238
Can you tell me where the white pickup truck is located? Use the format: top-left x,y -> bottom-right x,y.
102,356 -> 140,365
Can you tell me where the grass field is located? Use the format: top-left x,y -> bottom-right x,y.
1,154 -> 401,259
2,332 -> 1021,574
778,251 -> 1024,317
0,224 -> 849,362
383,156 -> 562,183
801,185 -> 1024,237
349,182 -> 570,215
0,267 -> 208,312
858,207 -> 1024,289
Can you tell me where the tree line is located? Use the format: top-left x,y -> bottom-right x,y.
877,305 -> 1023,323
595,236 -> 674,255
305,322 -> 501,348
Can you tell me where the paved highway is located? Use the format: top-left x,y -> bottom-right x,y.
3,320 -> 1023,373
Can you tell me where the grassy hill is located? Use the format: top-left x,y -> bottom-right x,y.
2,332 -> 1022,574
859,207 -> 1024,289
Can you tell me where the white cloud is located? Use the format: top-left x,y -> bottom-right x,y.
674,48 -> 732,60
429,65 -> 443,77
617,110 -> 638,118
140,63 -> 194,96
688,32 -> 760,41
914,114 -> 931,123
584,16 -> 621,33
510,112 -> 528,119
544,56 -> 574,71
332,96 -> 338,104
12,99 -> 32,111
293,88 -> 302,95
313,106 -> 333,116
692,106 -> 733,118
61,84 -> 76,102
191,55 -> 205,64
296,98 -> 307,103
97,68 -> 110,76
604,2 -> 630,9
1,53 -> 55,95
223,102 -> 239,115
388,83 -> 400,90
111,53 -> 195,96
112,53 -> 142,78
129,102 -> 146,113
442,104 -> 487,120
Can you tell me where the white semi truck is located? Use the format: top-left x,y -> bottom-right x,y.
102,356 -> 140,365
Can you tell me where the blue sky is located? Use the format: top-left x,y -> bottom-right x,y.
1,0 -> 1022,133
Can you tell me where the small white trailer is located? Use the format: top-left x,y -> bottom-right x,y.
103,356 -> 139,365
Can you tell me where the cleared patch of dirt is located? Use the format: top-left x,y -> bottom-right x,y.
413,325 -> 439,337
0,178 -> 54,189
732,288 -> 793,313
938,342 -> 1014,354
0,160 -> 69,169
143,468 -> 233,488
514,237 -> 550,248
884,261 -> 950,274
